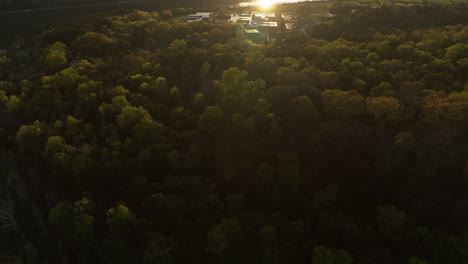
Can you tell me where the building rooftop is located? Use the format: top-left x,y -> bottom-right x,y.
184,12 -> 213,22
244,29 -> 260,34
251,21 -> 278,28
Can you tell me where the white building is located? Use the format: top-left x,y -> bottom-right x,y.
184,12 -> 213,23
229,13 -> 252,25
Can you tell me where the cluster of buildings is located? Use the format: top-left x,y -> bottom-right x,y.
183,12 -> 213,22
184,11 -> 297,43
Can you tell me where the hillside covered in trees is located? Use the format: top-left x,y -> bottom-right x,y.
1,0 -> 468,263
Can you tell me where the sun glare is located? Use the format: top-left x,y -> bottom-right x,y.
257,0 -> 276,9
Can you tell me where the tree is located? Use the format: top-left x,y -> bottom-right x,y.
71,143 -> 93,177
6,95 -> 20,113
409,257 -> 429,264
272,152 -> 302,208
284,96 -> 320,140
102,204 -> 137,263
16,120 -> 47,153
116,106 -> 153,135
44,42 -> 68,71
0,90 -> 7,107
376,205 -> 407,240
106,204 -> 136,239
305,44 -> 326,61
422,91 -> 468,126
312,183 -> 338,210
63,115 -> 86,145
397,81 -> 423,108
143,234 -> 177,264
71,32 -> 116,57
207,218 -> 245,262
366,96 -> 400,123
312,246 -> 353,264
0,203 -> 18,232
258,225 -> 279,264
168,39 -> 187,57
161,10 -> 173,20
370,81 -> 394,97
198,106 -> 224,136
76,80 -> 103,114
445,43 -> 468,62
394,131 -> 415,152
321,90 -> 366,120
48,199 -> 94,261
42,136 -> 76,170
218,67 -> 263,116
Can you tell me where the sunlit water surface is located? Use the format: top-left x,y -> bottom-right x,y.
239,0 -> 325,8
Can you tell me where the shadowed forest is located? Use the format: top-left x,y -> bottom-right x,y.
1,0 -> 468,263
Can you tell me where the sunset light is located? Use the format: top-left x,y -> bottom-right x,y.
257,0 -> 276,9
239,0 -> 307,8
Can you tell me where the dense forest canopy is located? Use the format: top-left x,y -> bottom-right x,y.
1,0 -> 468,263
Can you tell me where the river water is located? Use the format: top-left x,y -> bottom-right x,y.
239,0 -> 327,7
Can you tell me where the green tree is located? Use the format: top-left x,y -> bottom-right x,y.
143,234 -> 177,264
445,43 -> 468,62
44,42 -> 68,71
394,131 -> 415,152
106,204 -> 136,239
168,39 -> 187,57
198,106 -> 224,136
258,225 -> 279,264
409,257 -> 429,264
16,120 -> 47,153
284,95 -> 320,140
219,67 -> 263,116
6,95 -> 20,113
272,152 -> 302,207
207,218 -> 245,263
377,205 -> 407,240
366,96 -> 400,122
48,199 -> 94,261
321,90 -> 366,120
161,10 -> 173,20
42,136 -> 76,170
71,32 -> 117,57
312,246 -> 353,264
